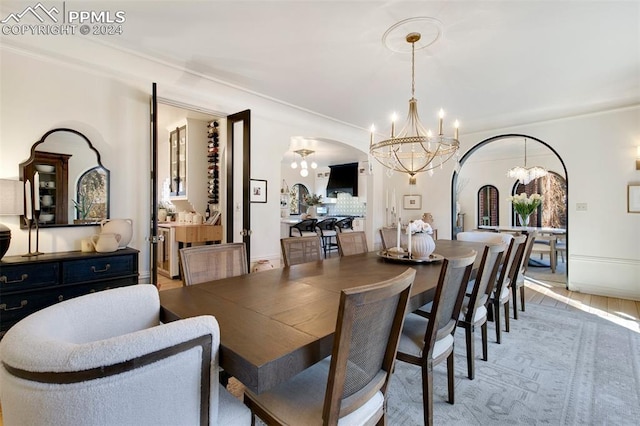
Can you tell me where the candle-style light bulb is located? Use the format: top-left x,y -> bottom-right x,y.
391,112 -> 397,138
454,120 -> 460,140
438,109 -> 444,135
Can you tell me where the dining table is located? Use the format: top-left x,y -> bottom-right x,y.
159,239 -> 487,394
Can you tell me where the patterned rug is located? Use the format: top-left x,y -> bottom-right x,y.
386,303 -> 640,425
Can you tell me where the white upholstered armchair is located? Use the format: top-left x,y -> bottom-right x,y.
0,284 -> 250,426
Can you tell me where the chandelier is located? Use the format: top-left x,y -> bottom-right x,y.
506,138 -> 548,185
369,32 -> 460,183
290,149 -> 317,177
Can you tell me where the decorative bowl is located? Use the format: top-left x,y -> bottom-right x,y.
35,165 -> 55,173
39,214 -> 54,222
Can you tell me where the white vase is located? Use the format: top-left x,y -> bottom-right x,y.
411,233 -> 436,259
307,206 -> 317,218
252,259 -> 274,273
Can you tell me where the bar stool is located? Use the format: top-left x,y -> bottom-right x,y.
315,218 -> 338,257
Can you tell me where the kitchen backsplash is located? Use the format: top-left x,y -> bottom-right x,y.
326,193 -> 366,217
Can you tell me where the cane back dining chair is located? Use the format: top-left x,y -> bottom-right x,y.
458,244 -> 505,379
488,235 -> 527,343
513,231 -> 538,319
243,268 -> 416,425
179,243 -> 248,286
336,231 -> 369,256
396,251 -> 477,426
280,235 -> 323,267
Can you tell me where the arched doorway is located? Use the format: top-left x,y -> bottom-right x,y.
452,133 -> 569,287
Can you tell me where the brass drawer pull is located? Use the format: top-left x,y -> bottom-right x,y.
91,264 -> 111,273
0,300 -> 28,311
0,274 -> 29,284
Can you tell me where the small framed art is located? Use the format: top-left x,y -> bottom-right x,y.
250,179 -> 267,203
403,194 -> 422,210
628,184 -> 640,213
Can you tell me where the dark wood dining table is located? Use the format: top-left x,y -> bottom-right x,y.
159,239 -> 486,394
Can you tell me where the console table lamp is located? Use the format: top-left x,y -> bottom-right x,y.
0,179 -> 24,260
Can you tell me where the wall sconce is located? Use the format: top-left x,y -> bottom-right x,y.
636,146 -> 640,170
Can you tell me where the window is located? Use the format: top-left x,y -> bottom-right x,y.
512,172 -> 566,228
76,167 -> 108,220
289,183 -> 310,215
477,185 -> 499,227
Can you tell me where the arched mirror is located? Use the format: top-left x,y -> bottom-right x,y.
477,185 -> 499,227
19,128 -> 110,228
289,183 -> 309,215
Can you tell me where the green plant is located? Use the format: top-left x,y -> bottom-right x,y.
303,193 -> 323,206
73,190 -> 94,219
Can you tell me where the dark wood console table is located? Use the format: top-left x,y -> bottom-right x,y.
0,248 -> 139,336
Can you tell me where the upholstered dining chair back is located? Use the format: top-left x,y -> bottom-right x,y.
179,243 -> 248,286
336,231 -> 369,256
243,268 -> 415,425
0,285 -> 250,426
280,235 -> 323,267
289,218 -> 318,237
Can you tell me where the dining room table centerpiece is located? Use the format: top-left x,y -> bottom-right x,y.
508,192 -> 542,227
407,219 -> 435,259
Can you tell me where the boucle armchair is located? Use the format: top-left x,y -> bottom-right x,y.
0,284 -> 250,426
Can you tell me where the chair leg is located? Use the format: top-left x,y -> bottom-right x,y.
504,301 -> 510,333
512,286 -> 519,320
481,322 -> 488,361
520,284 -> 526,312
447,351 -> 455,404
494,301 -> 502,344
465,325 -> 474,380
422,364 -> 434,426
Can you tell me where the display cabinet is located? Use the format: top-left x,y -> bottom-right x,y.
21,151 -> 70,226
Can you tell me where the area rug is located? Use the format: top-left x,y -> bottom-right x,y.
386,303 -> 640,425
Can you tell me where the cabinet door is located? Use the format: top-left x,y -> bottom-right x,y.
23,151 -> 70,226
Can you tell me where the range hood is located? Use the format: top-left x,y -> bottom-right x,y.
326,162 -> 358,198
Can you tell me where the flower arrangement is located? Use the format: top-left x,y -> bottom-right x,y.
508,193 -> 542,226
303,193 -> 323,206
408,219 -> 433,234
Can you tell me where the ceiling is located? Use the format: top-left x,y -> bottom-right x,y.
3,1 -> 638,167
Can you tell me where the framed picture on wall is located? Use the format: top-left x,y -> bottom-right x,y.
403,194 -> 422,210
250,179 -> 267,203
628,184 -> 640,213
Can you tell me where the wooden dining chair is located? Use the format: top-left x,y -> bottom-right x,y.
178,243 -> 248,286
336,231 -> 368,256
513,231 -> 538,319
280,235 -> 323,267
488,235 -> 527,343
243,268 -> 416,425
457,244 -> 505,380
396,251 -> 477,426
379,227 -> 402,251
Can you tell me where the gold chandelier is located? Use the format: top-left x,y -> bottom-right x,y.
369,32 -> 460,183
506,138 -> 547,185
290,149 -> 317,177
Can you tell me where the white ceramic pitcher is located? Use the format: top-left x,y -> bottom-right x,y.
91,233 -> 121,253
100,219 -> 133,249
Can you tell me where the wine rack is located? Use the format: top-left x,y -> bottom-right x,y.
207,121 -> 220,206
